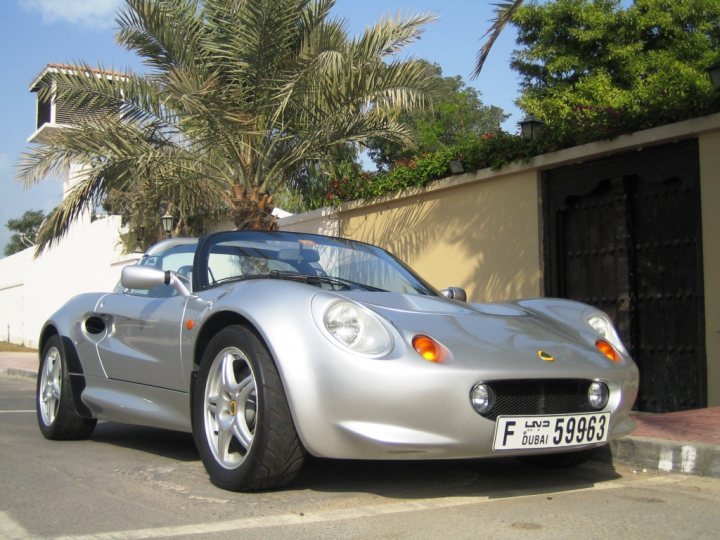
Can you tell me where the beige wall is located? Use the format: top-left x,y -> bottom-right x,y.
339,171 -> 542,303
699,130 -> 720,406
283,114 -> 720,407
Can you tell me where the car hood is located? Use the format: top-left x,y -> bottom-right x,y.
345,292 -> 618,375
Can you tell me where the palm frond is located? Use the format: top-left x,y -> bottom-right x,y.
353,12 -> 437,61
472,0 -> 524,79
117,0 -> 207,72
23,0 -> 440,251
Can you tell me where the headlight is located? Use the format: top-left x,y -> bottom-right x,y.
587,313 -> 627,354
322,300 -> 393,356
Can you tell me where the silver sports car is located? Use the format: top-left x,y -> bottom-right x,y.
37,230 -> 639,491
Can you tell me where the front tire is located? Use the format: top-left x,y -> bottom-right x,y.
36,335 -> 96,440
193,325 -> 305,491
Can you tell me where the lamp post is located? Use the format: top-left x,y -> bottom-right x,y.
134,226 -> 145,253
519,115 -> 545,139
706,60 -> 720,90
161,212 -> 174,238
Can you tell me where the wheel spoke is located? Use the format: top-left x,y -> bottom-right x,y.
236,375 -> 254,401
43,357 -> 53,379
50,354 -> 61,381
232,418 -> 253,450
220,353 -> 240,394
216,425 -> 234,463
235,374 -> 256,448
206,394 -> 220,416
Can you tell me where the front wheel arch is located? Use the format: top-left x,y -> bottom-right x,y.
193,311 -> 258,371
190,311 -> 265,427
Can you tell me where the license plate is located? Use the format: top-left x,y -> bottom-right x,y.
493,412 -> 610,450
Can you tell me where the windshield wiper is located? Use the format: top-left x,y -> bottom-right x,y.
307,273 -> 385,291
216,271 -> 383,291
270,271 -> 386,291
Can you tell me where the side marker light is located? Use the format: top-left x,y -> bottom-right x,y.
412,335 -> 441,363
596,339 -> 620,362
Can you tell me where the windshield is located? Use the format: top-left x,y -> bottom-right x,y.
196,231 -> 439,296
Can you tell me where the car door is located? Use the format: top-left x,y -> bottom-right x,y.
94,293 -> 189,391
94,244 -> 196,391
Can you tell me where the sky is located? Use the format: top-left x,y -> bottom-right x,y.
0,0 -> 523,256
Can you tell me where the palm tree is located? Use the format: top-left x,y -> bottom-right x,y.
471,0 -> 524,79
19,0 -> 437,253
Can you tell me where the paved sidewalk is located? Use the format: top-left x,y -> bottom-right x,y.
604,407 -> 720,477
0,351 -> 37,379
2,351 -> 719,478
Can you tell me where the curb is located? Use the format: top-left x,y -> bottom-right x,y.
594,436 -> 720,478
0,368 -> 36,380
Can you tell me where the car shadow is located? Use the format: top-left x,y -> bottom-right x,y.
89,422 -> 200,462
87,422 -> 622,500
289,451 -> 622,500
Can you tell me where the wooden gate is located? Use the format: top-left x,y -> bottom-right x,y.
543,139 -> 706,412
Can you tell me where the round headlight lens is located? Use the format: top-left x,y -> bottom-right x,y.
588,381 -> 609,410
470,383 -> 495,415
323,300 -> 393,356
325,302 -> 364,347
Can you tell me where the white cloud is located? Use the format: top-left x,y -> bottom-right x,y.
19,0 -> 122,29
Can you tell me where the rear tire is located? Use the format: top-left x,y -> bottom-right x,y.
192,325 -> 305,491
36,335 -> 96,440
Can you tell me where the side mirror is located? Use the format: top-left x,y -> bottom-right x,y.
121,265 -> 191,297
441,287 -> 467,302
121,265 -> 166,290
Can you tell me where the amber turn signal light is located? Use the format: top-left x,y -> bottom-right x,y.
412,335 -> 441,363
596,339 -> 620,362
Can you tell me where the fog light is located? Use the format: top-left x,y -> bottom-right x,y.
588,381 -> 609,410
470,383 -> 495,415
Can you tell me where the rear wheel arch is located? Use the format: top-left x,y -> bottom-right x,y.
38,324 -> 60,358
37,334 -> 97,439
37,325 -> 92,418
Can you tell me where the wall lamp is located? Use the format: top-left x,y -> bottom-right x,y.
519,115 -> 545,140
161,212 -> 174,238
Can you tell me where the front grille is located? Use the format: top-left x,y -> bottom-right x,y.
483,379 -> 593,421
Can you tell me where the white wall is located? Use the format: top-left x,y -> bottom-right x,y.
0,214 -> 139,347
0,207 -> 333,348
278,207 -> 339,236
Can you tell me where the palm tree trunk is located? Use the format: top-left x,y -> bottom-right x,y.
224,185 -> 278,231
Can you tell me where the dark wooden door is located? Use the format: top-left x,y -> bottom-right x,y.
543,139 -> 706,412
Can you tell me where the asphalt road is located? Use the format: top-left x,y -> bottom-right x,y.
2,375 -> 720,540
